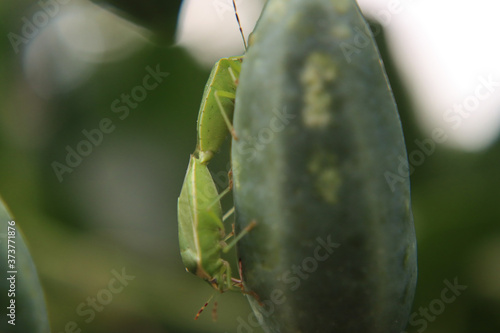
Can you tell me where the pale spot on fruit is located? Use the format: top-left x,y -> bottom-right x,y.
332,24 -> 352,39
300,52 -> 337,128
333,0 -> 351,14
308,151 -> 341,204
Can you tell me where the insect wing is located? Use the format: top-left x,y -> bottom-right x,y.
178,155 -> 223,274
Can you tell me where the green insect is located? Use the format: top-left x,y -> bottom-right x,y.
195,54 -> 243,164
177,0 -> 257,319
177,154 -> 254,287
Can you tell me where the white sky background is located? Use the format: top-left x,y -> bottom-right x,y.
18,0 -> 500,152
177,0 -> 500,152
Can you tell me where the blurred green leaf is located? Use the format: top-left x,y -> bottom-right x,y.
90,0 -> 183,44
0,197 -> 51,333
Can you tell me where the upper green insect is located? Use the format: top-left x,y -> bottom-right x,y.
195,56 -> 243,163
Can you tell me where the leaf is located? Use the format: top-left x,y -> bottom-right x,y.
0,197 -> 51,333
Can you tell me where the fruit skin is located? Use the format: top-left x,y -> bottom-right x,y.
231,0 -> 417,332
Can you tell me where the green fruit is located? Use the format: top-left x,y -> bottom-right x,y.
231,0 -> 417,332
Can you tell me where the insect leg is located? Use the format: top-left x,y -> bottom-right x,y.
221,168 -> 235,223
214,90 -> 239,140
218,260 -> 233,293
222,219 -> 237,244
194,294 -> 215,320
222,220 -> 257,253
207,168 -> 234,213
230,261 -> 262,305
212,300 -> 218,322
222,207 -> 235,223
206,185 -> 231,212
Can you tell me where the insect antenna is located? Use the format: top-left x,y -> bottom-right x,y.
232,0 -> 248,50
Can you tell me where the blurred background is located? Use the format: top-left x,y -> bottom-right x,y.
1,0 -> 500,332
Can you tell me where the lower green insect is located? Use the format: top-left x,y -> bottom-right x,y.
178,155 -> 255,295
177,131 -> 256,320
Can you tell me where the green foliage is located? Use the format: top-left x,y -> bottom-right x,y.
0,197 -> 50,333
